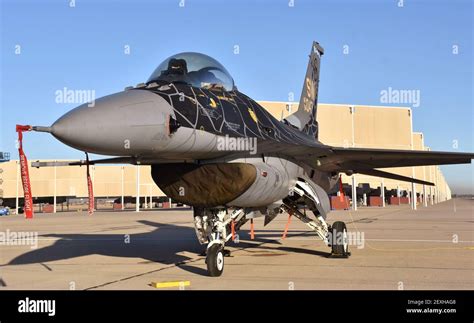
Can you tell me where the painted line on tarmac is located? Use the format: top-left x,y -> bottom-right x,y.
150,280 -> 190,289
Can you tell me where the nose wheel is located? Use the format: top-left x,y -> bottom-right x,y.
206,244 -> 225,277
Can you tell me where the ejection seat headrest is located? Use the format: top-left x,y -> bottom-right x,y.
167,58 -> 188,75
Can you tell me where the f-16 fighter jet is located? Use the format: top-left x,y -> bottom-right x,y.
26,41 -> 474,276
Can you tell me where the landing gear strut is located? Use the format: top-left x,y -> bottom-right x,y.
283,179 -> 351,258
281,204 -> 350,258
194,208 -> 246,277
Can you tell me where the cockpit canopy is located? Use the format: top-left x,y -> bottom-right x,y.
147,52 -> 235,91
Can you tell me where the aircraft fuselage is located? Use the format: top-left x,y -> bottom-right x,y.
50,82 -> 337,209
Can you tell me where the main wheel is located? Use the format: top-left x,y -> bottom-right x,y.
206,244 -> 224,277
330,221 -> 349,257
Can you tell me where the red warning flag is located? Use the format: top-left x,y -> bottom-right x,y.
339,175 -> 345,202
250,218 -> 255,240
16,125 -> 34,219
231,220 -> 235,241
85,153 -> 94,215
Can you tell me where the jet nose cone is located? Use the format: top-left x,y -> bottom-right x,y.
51,90 -> 173,155
52,106 -> 85,140
51,103 -> 92,151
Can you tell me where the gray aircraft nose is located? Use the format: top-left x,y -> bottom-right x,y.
51,89 -> 173,155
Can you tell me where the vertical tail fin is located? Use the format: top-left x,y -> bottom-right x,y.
285,41 -> 324,139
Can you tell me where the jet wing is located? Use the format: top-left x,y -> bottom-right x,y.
317,147 -> 474,172
29,142 -> 474,185
282,146 -> 474,185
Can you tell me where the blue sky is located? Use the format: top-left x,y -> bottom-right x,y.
1,0 -> 472,193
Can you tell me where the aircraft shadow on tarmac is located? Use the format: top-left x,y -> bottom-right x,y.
5,220 -> 331,276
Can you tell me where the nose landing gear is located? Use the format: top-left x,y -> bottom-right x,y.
194,208 -> 246,277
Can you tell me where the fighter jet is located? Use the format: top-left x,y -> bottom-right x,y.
26,41 -> 473,276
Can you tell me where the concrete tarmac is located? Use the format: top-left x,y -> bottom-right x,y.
0,198 -> 472,290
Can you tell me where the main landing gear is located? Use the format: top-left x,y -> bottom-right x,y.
280,204 -> 350,258
281,181 -> 351,259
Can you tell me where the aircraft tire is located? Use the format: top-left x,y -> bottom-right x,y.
206,244 -> 224,277
331,221 -> 350,257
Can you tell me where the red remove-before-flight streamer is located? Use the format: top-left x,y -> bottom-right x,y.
15,125 -> 34,219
